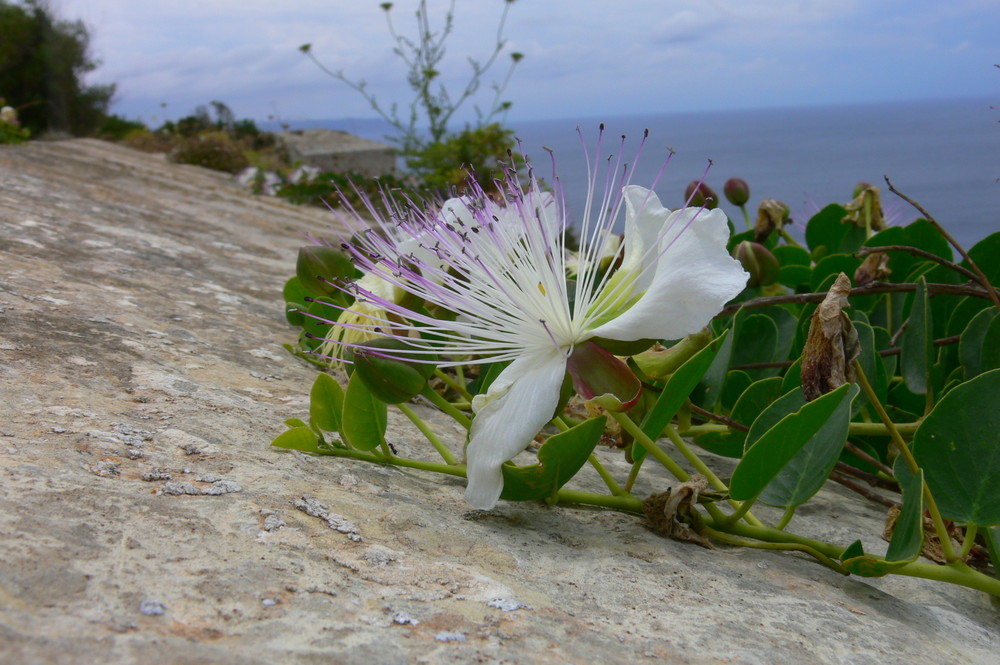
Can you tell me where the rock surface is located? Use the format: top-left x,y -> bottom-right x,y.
1,139 -> 998,664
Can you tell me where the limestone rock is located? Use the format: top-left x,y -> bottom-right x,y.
0,139 -> 998,664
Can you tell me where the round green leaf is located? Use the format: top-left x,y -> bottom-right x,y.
912,368 -> 1000,526
341,371 -> 388,451
271,426 -> 322,454
500,416 -> 607,501
310,372 -> 344,433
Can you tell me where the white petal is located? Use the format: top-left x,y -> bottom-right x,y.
589,207 -> 748,342
615,186 -> 671,291
465,350 -> 567,509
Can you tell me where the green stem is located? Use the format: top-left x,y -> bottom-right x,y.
397,402 -> 459,465
624,453 -> 645,493
703,524 -> 847,574
740,204 -> 752,230
434,368 -> 472,401
890,560 -> 1000,597
705,517 -> 844,560
958,525 -> 979,561
778,227 -> 802,248
315,445 -> 467,477
555,488 -> 645,513
588,454 -> 628,496
663,424 -> 764,528
610,411 -> 689,481
775,505 -> 796,530
853,361 -> 958,562
421,386 -> 472,429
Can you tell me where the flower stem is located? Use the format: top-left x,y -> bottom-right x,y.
421,386 -> 472,429
663,424 -> 764,528
588,454 -> 628,496
853,360 -> 958,562
609,411 -> 688,481
434,368 -> 473,401
397,402 -> 459,465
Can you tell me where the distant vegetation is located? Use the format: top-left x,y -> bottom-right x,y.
0,0 -> 114,138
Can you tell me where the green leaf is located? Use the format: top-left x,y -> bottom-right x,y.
959,308 -> 999,380
853,320 -> 888,412
810,254 -> 861,292
641,331 -> 728,441
912,368 -> 1000,526
341,371 -> 388,451
774,245 -> 812,290
284,418 -> 310,429
900,277 -> 931,394
885,465 -> 925,563
500,416 -> 607,501
720,370 -> 753,412
730,384 -> 856,503
271,426 -> 323,454
690,328 -> 734,410
310,372 -> 344,433
961,231 -> 1000,286
696,377 -> 783,459
805,204 -> 863,259
773,244 -> 811,266
283,276 -> 310,326
866,220 -> 954,285
757,384 -> 858,508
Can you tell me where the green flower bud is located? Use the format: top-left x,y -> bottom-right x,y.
684,181 -> 718,209
732,241 -> 780,288
296,245 -> 354,297
723,178 -> 750,206
353,337 -> 437,404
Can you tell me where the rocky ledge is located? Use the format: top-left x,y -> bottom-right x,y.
0,139 -> 997,664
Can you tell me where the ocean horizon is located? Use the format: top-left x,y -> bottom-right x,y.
275,96 -> 998,249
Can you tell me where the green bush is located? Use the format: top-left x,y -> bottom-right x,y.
169,132 -> 249,174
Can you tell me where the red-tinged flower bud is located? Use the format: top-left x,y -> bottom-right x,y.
684,181 -> 718,210
296,245 -> 354,297
566,340 -> 642,412
723,178 -> 750,206
732,241 -> 780,288
353,337 -> 437,404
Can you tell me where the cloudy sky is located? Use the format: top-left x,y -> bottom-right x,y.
55,0 -> 998,125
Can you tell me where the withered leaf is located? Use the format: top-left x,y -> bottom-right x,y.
854,252 -> 891,287
643,475 -> 714,548
801,273 -> 860,401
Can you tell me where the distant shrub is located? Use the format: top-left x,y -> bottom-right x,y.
277,170 -> 413,211
122,128 -> 175,153
98,114 -> 147,141
169,132 -> 249,174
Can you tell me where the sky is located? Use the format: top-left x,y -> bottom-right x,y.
49,0 -> 1000,125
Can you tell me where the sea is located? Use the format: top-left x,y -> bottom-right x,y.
286,96 -> 999,249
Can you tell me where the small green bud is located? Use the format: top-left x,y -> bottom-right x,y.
723,178 -> 750,206
353,337 -> 437,404
296,245 -> 354,297
684,181 -> 718,209
732,241 -> 780,288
